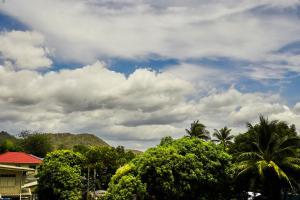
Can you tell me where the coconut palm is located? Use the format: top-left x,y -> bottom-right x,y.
185,120 -> 210,140
236,115 -> 300,200
213,126 -> 234,149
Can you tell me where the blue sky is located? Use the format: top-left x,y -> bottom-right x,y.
0,0 -> 300,149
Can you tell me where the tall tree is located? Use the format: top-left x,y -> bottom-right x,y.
20,132 -> 53,157
37,150 -> 84,200
185,120 -> 210,140
213,126 -> 234,149
84,146 -> 135,190
236,115 -> 300,200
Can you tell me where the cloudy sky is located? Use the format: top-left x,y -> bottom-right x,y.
0,0 -> 300,150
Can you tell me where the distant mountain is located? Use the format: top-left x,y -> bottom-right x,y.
0,131 -> 109,149
0,131 -> 143,153
46,133 -> 110,149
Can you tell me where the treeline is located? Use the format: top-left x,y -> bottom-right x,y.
0,131 -> 109,157
37,146 -> 136,199
104,116 -> 300,200
2,115 -> 300,200
0,131 -> 53,157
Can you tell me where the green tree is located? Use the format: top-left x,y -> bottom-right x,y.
0,131 -> 22,153
37,150 -> 84,200
230,117 -> 298,154
106,137 -> 234,200
159,136 -> 174,146
213,126 -> 234,150
84,146 -> 135,190
115,146 -> 135,166
0,139 -> 21,153
235,115 -> 300,200
20,132 -> 53,157
106,164 -> 146,200
73,144 -> 90,154
185,120 -> 210,140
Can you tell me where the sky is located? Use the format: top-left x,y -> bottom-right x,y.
0,0 -> 300,150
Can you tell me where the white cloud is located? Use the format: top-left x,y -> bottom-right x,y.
294,102 -> 300,114
194,88 -> 287,127
0,62 -> 194,146
0,31 -> 52,69
0,1 -> 300,149
0,62 -> 299,149
163,63 -> 237,92
1,0 -> 300,65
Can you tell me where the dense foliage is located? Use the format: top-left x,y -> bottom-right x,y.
0,131 -> 20,153
1,116 -> 299,200
84,145 -> 135,190
36,146 -> 135,200
0,131 -> 53,156
106,137 -> 234,200
37,150 -> 84,200
233,116 -> 300,200
19,131 -> 54,157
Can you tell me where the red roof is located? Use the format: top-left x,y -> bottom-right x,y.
0,152 -> 42,164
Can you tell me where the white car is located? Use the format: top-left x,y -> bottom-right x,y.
248,192 -> 261,200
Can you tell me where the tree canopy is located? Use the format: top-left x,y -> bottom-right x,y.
185,120 -> 210,140
19,131 -> 53,157
213,126 -> 234,149
84,146 -> 135,190
37,150 -> 84,200
106,137 -> 234,200
234,115 -> 300,199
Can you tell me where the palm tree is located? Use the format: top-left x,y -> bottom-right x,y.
185,120 -> 210,140
236,115 -> 300,200
213,126 -> 234,149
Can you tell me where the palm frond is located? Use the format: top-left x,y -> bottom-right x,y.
274,147 -> 298,160
256,160 -> 268,177
185,129 -> 191,134
246,124 -> 254,132
226,135 -> 234,140
286,157 -> 300,164
269,161 -> 293,190
237,152 -> 263,161
237,162 -> 255,178
249,142 -> 264,154
279,137 -> 300,149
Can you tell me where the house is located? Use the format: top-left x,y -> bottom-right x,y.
0,164 -> 35,199
0,152 -> 42,171
0,152 -> 42,200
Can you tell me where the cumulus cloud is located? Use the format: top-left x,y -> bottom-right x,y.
194,88 -> 286,127
163,63 -> 238,92
0,61 -> 299,149
0,31 -> 52,69
294,102 -> 300,114
0,1 -> 300,149
0,62 -> 193,146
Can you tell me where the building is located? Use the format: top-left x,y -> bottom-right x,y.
0,152 -> 42,171
0,152 -> 42,200
0,164 -> 35,199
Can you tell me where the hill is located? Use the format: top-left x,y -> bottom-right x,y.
0,131 -> 17,143
0,131 -> 109,149
46,133 -> 110,149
